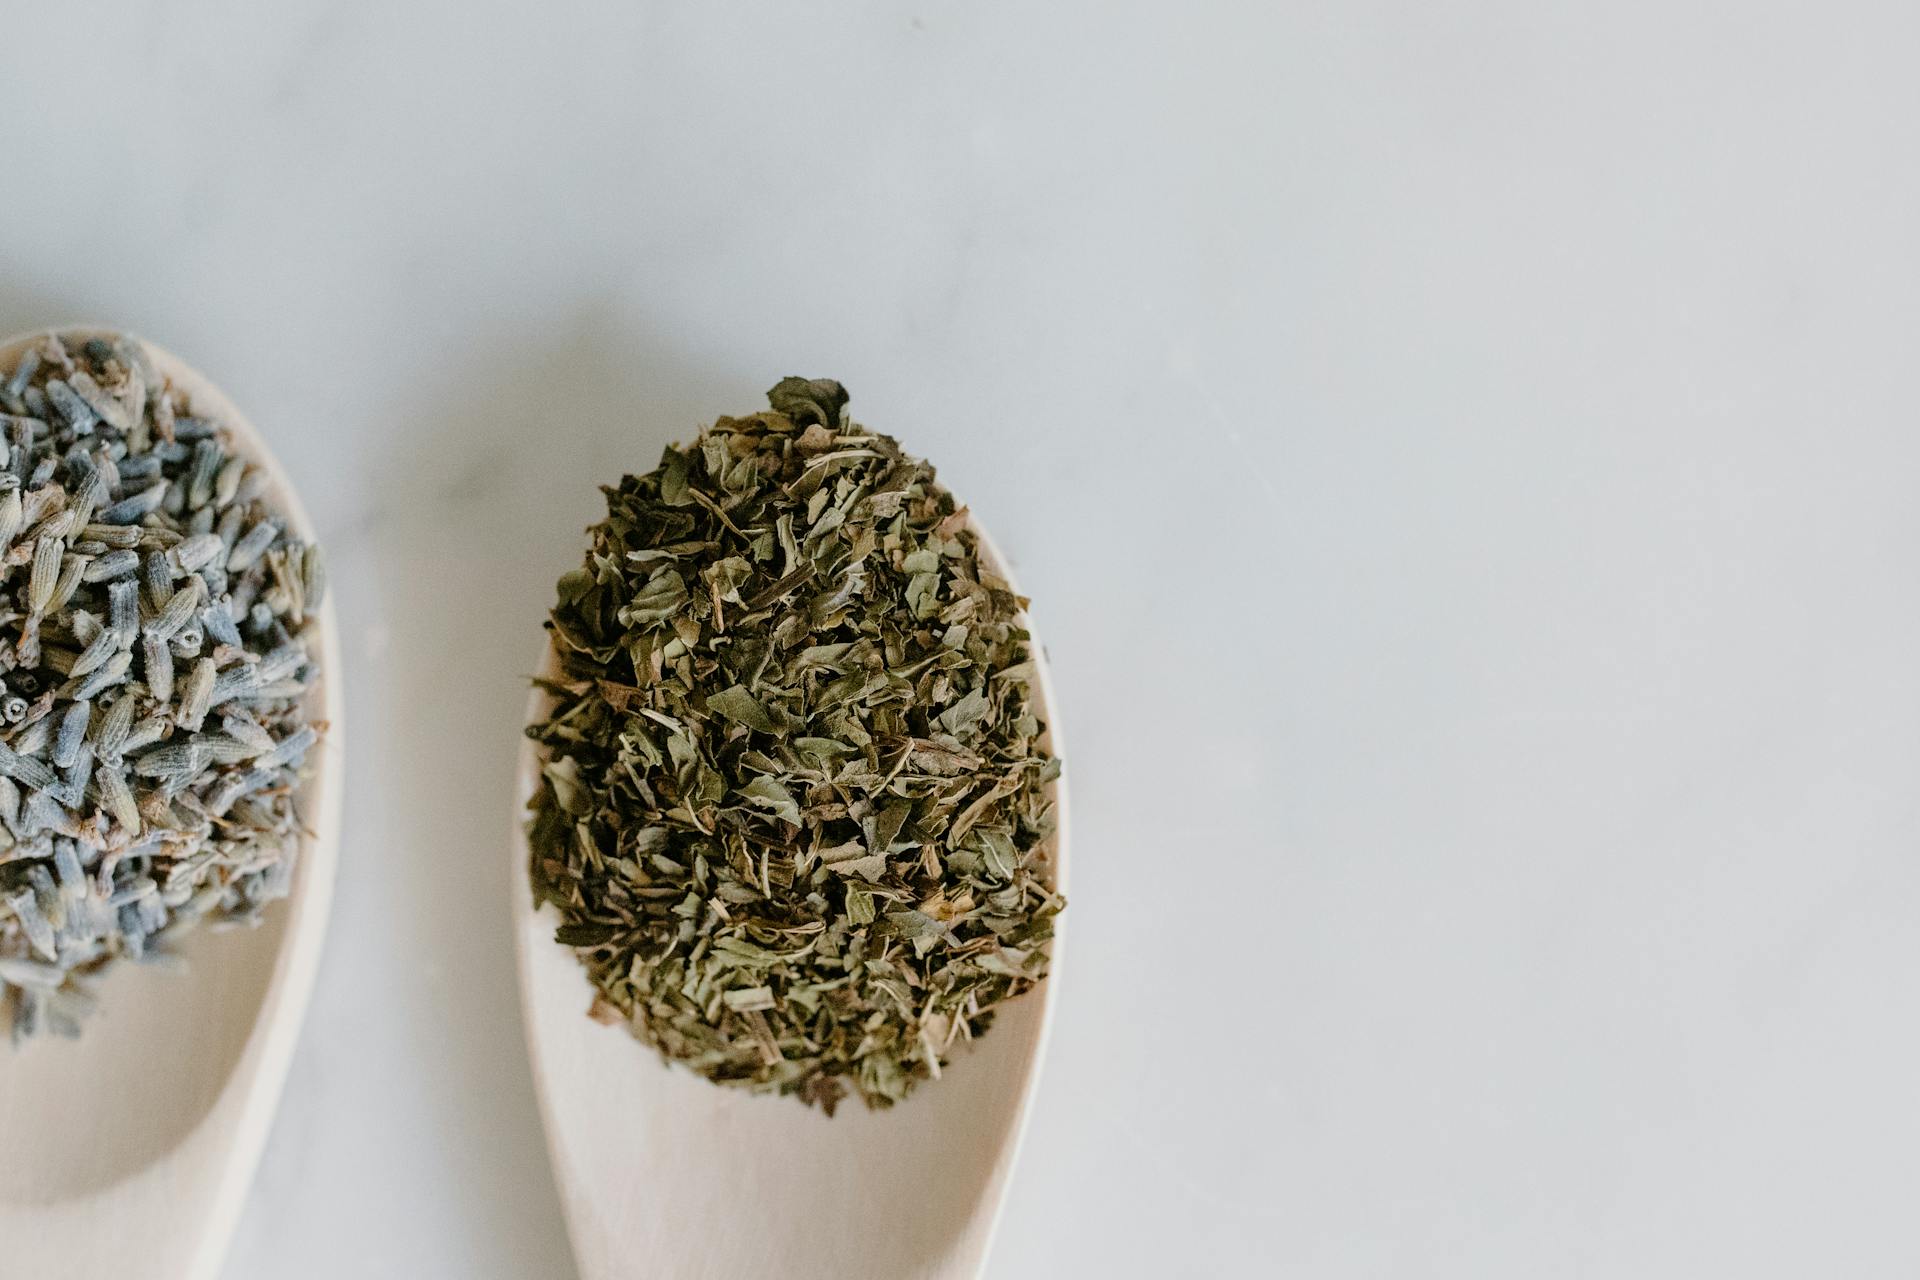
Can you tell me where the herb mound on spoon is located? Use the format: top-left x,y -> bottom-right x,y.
526,378 -> 1062,1113
0,331 -> 326,1042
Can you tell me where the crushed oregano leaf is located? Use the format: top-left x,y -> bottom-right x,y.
526,377 -> 1062,1113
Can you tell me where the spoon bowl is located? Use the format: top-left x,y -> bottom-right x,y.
513,521 -> 1065,1280
0,330 -> 343,1279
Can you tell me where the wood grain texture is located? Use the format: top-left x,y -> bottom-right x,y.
0,331 -> 343,1280
514,523 -> 1067,1280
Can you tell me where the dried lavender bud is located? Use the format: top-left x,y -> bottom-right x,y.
68,469 -> 107,531
94,765 -> 137,833
48,554 -> 86,613
26,536 -> 60,614
106,578 -> 138,639
144,575 -> 202,641
214,457 -> 246,508
122,713 -> 171,754
0,489 -> 23,556
176,658 -> 215,733
142,632 -> 174,705
68,624 -> 121,679
44,381 -> 96,433
66,371 -> 127,433
170,532 -> 223,573
142,552 -> 173,614
214,504 -> 243,552
185,439 -> 222,510
81,549 -> 139,583
80,522 -> 140,549
64,649 -> 130,702
0,331 -> 327,1043
97,480 -> 166,525
52,701 -> 89,769
226,518 -> 278,572
300,544 -> 328,610
93,694 -> 133,762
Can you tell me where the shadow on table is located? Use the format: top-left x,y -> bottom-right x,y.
364,308 -> 738,1278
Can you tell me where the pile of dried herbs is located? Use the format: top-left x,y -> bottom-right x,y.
0,332 -> 325,1041
527,377 -> 1062,1113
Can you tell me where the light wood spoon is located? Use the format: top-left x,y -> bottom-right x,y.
0,330 -> 343,1280
513,521 -> 1067,1280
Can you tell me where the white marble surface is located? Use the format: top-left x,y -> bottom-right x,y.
8,2 -> 1920,1276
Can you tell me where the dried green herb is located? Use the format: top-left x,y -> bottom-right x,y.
526,377 -> 1062,1113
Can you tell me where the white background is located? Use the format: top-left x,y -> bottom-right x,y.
7,2 -> 1920,1276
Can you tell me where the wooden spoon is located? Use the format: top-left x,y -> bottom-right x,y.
513,522 -> 1067,1280
0,330 -> 344,1280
